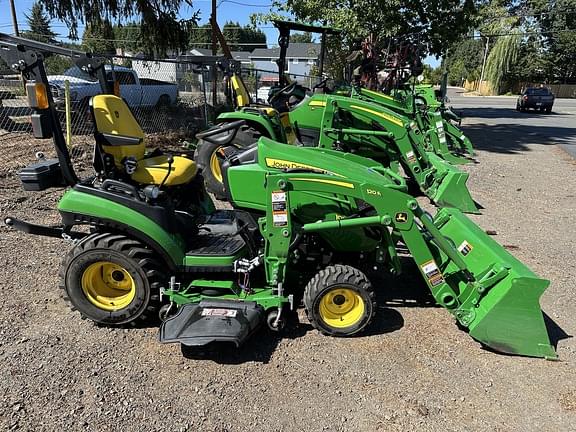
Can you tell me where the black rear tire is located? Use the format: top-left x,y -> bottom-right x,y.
59,233 -> 166,326
303,265 -> 376,336
194,126 -> 262,200
194,139 -> 228,200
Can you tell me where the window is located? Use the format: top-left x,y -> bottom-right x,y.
293,58 -> 299,64
307,59 -> 315,65
107,71 -> 136,85
526,88 -> 550,96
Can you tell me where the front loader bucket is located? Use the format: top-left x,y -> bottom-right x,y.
431,208 -> 556,359
427,153 -> 479,214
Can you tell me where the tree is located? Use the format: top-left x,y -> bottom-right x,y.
44,55 -> 74,74
532,0 -> 576,83
189,23 -> 212,51
22,2 -> 57,43
113,22 -> 144,54
443,38 -> 484,83
253,0 -> 479,79
222,22 -> 267,51
290,32 -> 313,43
82,20 -> 116,54
38,0 -> 199,56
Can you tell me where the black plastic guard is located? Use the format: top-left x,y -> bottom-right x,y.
159,299 -> 264,347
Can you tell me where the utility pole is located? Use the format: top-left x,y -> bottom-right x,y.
478,36 -> 489,94
211,0 -> 217,108
9,0 -> 19,36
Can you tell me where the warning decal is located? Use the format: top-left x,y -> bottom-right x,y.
272,190 -> 288,227
458,240 -> 473,256
406,150 -> 416,163
420,260 -> 445,287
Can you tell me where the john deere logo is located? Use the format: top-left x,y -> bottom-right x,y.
395,212 -> 408,223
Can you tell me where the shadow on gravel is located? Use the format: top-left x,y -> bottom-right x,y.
371,257 -> 437,309
180,316 -> 311,364
544,313 -> 572,350
461,122 -> 576,154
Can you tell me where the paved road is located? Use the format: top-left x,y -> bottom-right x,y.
446,88 -> 576,158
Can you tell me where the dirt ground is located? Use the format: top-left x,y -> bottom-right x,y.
0,118 -> 575,431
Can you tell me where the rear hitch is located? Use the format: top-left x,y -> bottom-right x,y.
4,216 -> 87,240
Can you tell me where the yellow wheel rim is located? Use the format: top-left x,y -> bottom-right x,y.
81,261 -> 136,311
318,287 -> 365,329
209,148 -> 223,184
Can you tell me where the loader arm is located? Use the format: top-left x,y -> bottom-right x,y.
312,95 -> 479,213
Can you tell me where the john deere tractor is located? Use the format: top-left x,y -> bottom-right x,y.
196,20 -> 479,214
2,33 -> 557,359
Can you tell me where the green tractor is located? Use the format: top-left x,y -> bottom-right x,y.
2,34 -> 557,359
350,85 -> 475,164
196,20 -> 479,214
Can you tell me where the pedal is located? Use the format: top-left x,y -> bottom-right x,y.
159,299 -> 264,347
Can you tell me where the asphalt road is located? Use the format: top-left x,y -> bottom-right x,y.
447,88 -> 576,158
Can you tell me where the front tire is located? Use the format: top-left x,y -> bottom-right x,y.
304,265 -> 376,336
59,233 -> 165,326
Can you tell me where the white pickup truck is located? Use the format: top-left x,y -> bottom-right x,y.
48,66 -> 178,113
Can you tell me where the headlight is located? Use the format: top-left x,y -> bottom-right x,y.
143,185 -> 160,200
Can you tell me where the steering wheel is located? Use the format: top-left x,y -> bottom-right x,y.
313,78 -> 329,92
269,81 -> 297,104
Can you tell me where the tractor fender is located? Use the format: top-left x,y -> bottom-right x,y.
58,188 -> 185,270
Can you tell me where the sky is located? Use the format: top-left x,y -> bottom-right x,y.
0,0 -> 440,67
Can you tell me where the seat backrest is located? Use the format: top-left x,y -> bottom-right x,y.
91,95 -> 145,168
230,74 -> 252,108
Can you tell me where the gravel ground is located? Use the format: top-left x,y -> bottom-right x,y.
0,117 -> 575,432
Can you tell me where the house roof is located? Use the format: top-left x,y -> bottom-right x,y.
231,51 -> 251,62
250,43 -> 320,59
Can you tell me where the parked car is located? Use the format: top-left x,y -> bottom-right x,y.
47,66 -> 178,114
516,87 -> 554,113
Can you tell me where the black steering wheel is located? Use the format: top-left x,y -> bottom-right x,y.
269,81 -> 298,104
313,78 -> 329,92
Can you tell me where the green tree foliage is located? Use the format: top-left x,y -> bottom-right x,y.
44,55 -> 74,74
531,0 -> 576,83
113,22 -> 144,54
222,21 -> 267,51
82,20 -> 116,54
38,0 -> 199,56
22,2 -> 57,43
422,64 -> 443,84
253,0 -> 478,79
255,0 -> 477,55
189,23 -> 212,50
443,38 -> 484,83
484,31 -> 522,92
290,32 -> 314,43
188,22 -> 267,52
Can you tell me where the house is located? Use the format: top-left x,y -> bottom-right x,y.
189,48 -> 252,66
248,43 -> 320,85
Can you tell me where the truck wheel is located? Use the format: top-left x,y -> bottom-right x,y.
546,106 -> 552,114
156,95 -> 171,108
59,233 -> 165,326
195,139 -> 228,200
304,265 -> 376,336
